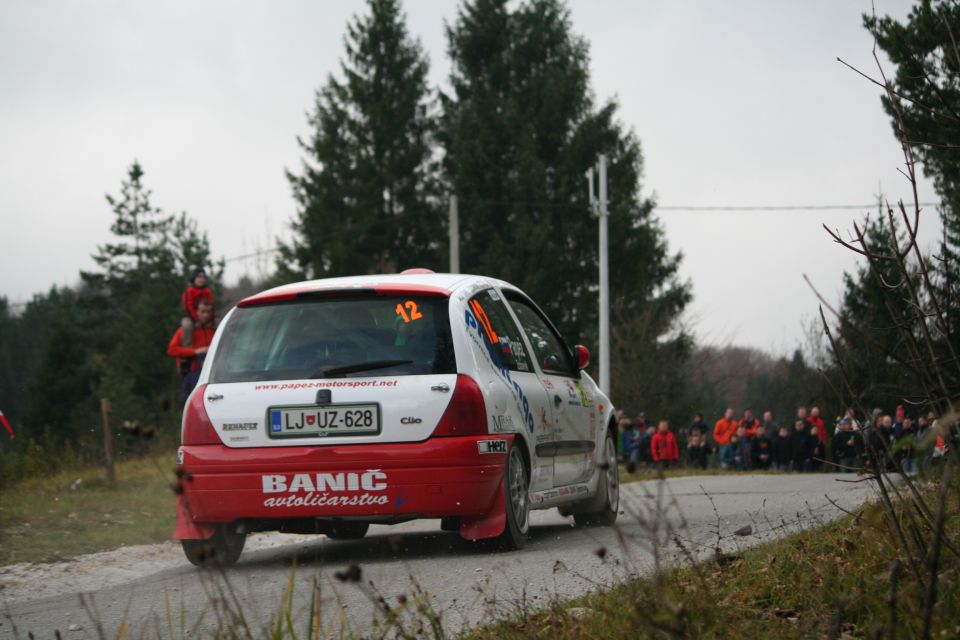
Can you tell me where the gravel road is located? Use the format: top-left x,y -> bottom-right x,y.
0,473 -> 877,638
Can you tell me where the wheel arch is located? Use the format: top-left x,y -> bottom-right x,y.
512,431 -> 533,480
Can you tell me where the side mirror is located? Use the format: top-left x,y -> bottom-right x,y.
574,345 -> 590,370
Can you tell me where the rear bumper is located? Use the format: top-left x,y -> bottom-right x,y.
174,435 -> 512,538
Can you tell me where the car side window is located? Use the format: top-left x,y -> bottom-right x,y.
467,289 -> 534,373
502,292 -> 576,376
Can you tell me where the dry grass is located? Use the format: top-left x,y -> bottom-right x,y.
0,452 -> 176,565
468,481 -> 960,639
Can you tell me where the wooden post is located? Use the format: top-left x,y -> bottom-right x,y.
101,398 -> 115,485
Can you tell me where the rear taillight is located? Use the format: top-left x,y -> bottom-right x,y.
181,384 -> 223,445
431,375 -> 488,437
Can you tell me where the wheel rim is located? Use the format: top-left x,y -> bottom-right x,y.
508,448 -> 529,533
605,437 -> 619,514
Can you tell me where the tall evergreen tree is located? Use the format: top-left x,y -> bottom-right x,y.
866,2 -> 960,359
441,0 -> 690,347
280,0 -> 440,279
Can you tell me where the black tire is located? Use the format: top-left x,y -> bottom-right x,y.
494,445 -> 530,550
573,435 -> 619,527
326,521 -> 370,540
181,524 -> 246,568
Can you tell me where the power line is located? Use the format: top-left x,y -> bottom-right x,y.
223,247 -> 280,263
3,199 -> 944,309
658,202 -> 939,212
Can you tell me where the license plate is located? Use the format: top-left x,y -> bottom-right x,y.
268,404 -> 380,438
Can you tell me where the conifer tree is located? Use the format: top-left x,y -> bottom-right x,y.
280,0 -> 440,279
441,0 -> 690,348
864,2 -> 960,386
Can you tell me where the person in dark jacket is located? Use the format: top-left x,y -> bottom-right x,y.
720,433 -> 739,469
860,414 -> 891,472
752,424 -> 772,470
771,425 -> 792,471
790,418 -> 811,471
618,418 -> 635,463
636,424 -> 656,469
686,431 -> 709,469
832,417 -> 860,472
895,416 -> 918,473
808,424 -> 825,472
733,425 -> 752,470
690,413 -> 710,440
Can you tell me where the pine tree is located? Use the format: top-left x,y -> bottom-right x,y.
866,2 -> 960,360
441,0 -> 690,345
280,0 -> 440,280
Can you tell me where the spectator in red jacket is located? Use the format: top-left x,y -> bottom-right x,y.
651,420 -> 680,469
180,268 -> 214,350
739,409 -> 760,439
168,299 -> 215,402
808,406 -> 827,444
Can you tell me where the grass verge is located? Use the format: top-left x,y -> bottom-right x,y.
469,483 -> 960,639
0,452 -> 176,565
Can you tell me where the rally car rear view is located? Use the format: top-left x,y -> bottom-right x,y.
174,270 -> 618,566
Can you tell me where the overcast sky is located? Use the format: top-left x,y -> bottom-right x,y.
0,0 -> 940,354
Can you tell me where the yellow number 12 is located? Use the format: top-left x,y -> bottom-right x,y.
395,300 -> 423,323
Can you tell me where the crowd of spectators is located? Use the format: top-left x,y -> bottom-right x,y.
615,405 -> 950,474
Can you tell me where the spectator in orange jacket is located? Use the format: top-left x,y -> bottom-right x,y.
180,268 -> 214,350
168,298 -> 215,401
808,406 -> 827,444
651,420 -> 679,468
713,408 -> 738,447
739,409 -> 760,439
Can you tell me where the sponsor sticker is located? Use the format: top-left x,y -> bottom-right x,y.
491,415 -> 514,432
477,439 -> 508,454
465,307 -> 535,432
260,470 -> 389,508
223,422 -> 258,431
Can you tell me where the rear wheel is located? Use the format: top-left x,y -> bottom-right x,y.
494,445 -> 530,549
326,521 -> 370,540
573,434 -> 619,527
181,524 -> 246,568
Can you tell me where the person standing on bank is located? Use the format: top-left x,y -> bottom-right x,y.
168,298 -> 215,402
180,268 -> 214,354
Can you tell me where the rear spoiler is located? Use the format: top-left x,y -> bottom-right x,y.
238,284 -> 451,308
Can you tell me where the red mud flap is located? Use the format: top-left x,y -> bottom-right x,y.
458,475 -> 506,540
173,494 -> 216,540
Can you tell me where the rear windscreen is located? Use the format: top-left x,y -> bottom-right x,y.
210,295 -> 455,383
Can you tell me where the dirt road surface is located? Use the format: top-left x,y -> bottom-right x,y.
1,474 -> 877,638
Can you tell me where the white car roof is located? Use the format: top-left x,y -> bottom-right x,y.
238,271 -> 517,307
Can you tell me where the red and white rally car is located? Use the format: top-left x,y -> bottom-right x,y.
174,270 -> 619,566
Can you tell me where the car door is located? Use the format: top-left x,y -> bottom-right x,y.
463,288 -> 556,492
502,290 -> 595,487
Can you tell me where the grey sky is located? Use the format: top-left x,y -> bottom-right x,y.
0,0 -> 939,353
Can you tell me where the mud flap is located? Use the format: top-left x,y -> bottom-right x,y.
173,494 -> 216,540
458,476 -> 506,540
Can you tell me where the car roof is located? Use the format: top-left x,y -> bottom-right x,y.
237,271 -> 517,307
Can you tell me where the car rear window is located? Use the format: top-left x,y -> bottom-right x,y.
210,295 -> 455,383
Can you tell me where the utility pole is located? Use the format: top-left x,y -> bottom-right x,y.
449,195 -> 459,274
597,155 -> 610,396
586,156 -> 611,396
